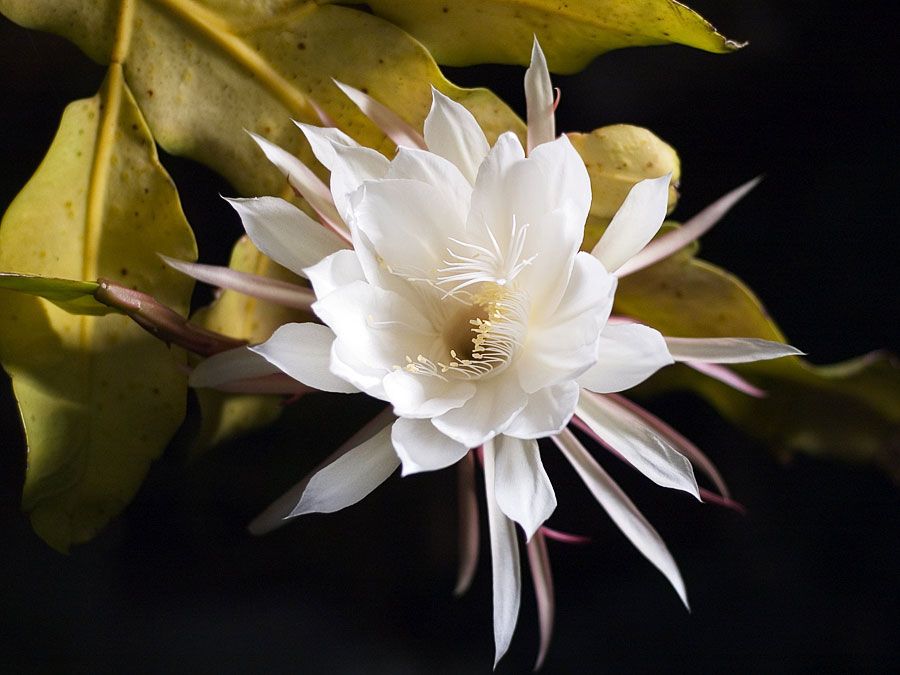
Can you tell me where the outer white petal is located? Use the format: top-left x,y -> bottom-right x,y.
516,253 -> 616,393
291,424 -> 398,516
617,177 -> 761,277
575,390 -> 700,499
578,323 -> 674,393
333,80 -> 425,149
483,438 -> 522,667
552,428 -> 689,609
226,196 -> 348,276
296,122 -> 390,223
313,281 -> 437,372
591,173 -> 671,273
352,178 -> 466,273
665,337 -> 804,363
161,255 -> 315,311
249,322 -> 358,394
247,131 -> 343,231
423,88 -> 490,184
382,368 -> 476,419
189,346 -> 280,389
304,249 -> 365,299
432,376 -> 528,448
525,37 -> 555,152
249,408 -> 395,534
504,381 -> 579,439
391,417 -> 469,476
493,435 -> 557,541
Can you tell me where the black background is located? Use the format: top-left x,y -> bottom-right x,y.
1,2 -> 898,672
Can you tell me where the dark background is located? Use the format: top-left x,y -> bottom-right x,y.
1,2 -> 897,672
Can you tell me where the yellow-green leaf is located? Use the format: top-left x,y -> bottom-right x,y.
0,273 -> 110,315
189,235 -> 309,455
0,66 -> 197,551
330,0 -> 743,73
617,235 -> 900,477
568,125 -> 681,250
0,0 -> 525,201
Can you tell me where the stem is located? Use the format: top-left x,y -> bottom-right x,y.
95,278 -> 245,357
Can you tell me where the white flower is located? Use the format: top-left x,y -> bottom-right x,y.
180,39 -> 802,668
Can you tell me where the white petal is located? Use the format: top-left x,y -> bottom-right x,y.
617,177 -> 761,277
304,249 -> 365,299
330,336 -> 388,398
504,381 -> 579,439
247,131 -> 344,232
423,88 -> 490,184
352,178 -> 466,274
296,122 -> 390,223
483,438 -> 522,667
189,346 -> 280,389
313,280 -> 437,372
432,376 -> 528,448
250,322 -> 358,394
606,393 -> 732,499
466,131 -> 526,250
334,80 -> 426,149
249,408 -> 395,534
226,196 -> 347,277
575,390 -> 700,499
161,255 -> 315,311
291,424 -> 398,516
391,417 -> 469,476
387,146 -> 473,220
665,337 -> 804,363
525,37 -> 555,152
493,435 -> 557,541
591,174 -> 671,273
516,253 -> 616,393
578,323 -> 674,393
382,368 -> 476,418
552,428 -> 689,608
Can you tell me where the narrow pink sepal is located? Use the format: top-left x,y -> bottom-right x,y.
454,451 -> 481,597
698,488 -> 747,516
334,80 -> 426,150
616,176 -> 762,277
539,526 -> 592,546
527,531 -> 555,671
686,360 -> 767,398
215,372 -> 312,396
161,255 -> 316,311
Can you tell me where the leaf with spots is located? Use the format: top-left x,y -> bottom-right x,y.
0,65 -> 197,551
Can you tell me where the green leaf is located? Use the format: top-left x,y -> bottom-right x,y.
331,0 -> 743,73
189,236 -> 309,455
0,65 -> 197,551
0,0 -> 525,201
0,273 -> 110,315
568,125 -> 681,250
616,235 -> 900,479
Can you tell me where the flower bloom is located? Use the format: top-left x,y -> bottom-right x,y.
179,40 -> 801,667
